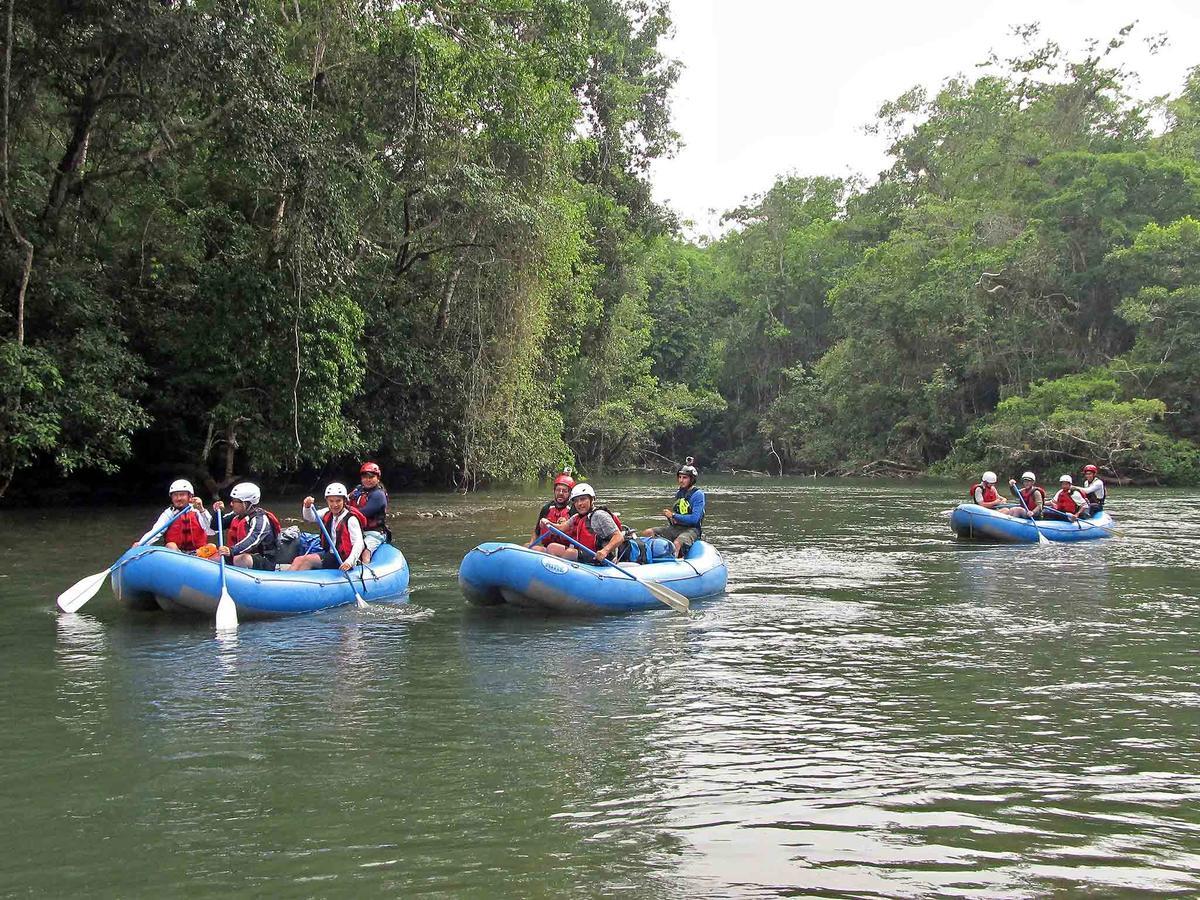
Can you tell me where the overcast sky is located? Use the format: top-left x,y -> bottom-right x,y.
651,0 -> 1200,237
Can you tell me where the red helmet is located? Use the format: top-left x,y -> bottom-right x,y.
1083,464 -> 1098,474
360,461 -> 382,476
552,468 -> 575,490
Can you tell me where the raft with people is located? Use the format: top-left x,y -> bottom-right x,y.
951,466 -> 1116,543
460,460 -> 727,614
948,504 -> 1117,543
56,465 -> 406,627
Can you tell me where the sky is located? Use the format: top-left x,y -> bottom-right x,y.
650,0 -> 1200,237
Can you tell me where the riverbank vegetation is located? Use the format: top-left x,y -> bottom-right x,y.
1,5 -> 1198,500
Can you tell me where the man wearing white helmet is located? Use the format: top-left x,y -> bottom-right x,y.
967,471 -> 1007,509
1049,474 -> 1089,520
535,482 -> 628,564
213,482 -> 282,569
288,482 -> 369,571
1001,471 -> 1046,518
134,478 -> 213,553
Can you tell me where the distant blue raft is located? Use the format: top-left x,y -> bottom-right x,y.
459,540 -> 728,613
949,503 -> 1116,543
110,543 -> 410,619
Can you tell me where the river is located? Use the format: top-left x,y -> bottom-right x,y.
2,477 -> 1198,897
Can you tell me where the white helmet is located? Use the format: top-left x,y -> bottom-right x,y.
169,479 -> 195,495
1058,474 -> 1073,484
230,482 -> 261,505
324,482 -> 349,498
982,471 -> 997,484
1020,471 -> 1036,482
568,482 -> 596,501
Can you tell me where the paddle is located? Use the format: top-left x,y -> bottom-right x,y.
1042,502 -> 1124,536
1010,480 -> 1049,546
542,522 -> 689,615
214,507 -> 239,631
309,502 -> 369,609
56,505 -> 192,613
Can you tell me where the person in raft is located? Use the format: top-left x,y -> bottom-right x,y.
535,482 -> 628,564
1049,474 -> 1090,520
640,457 -> 706,558
1001,471 -> 1047,518
349,461 -> 389,565
134,478 -> 214,553
1080,464 -> 1107,516
289,482 -> 368,572
531,468 -> 575,547
212,482 -> 282,570
968,471 -> 1008,509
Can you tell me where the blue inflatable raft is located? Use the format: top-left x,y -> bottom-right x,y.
949,503 -> 1116,543
459,540 -> 728,613
110,543 -> 410,619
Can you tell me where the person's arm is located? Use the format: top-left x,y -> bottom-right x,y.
195,507 -> 214,535
342,516 -> 365,568
1031,490 -> 1045,516
230,513 -> 270,556
592,512 -> 623,561
135,508 -> 174,545
302,504 -> 319,524
533,503 -> 551,541
671,490 -> 705,527
1082,480 -> 1102,498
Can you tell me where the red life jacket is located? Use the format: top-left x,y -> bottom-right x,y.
566,506 -> 622,552
350,484 -> 388,529
969,483 -> 1000,504
1052,489 -> 1084,515
321,506 -> 368,560
164,508 -> 208,551
227,508 -> 282,546
1018,485 -> 1046,512
534,501 -> 573,544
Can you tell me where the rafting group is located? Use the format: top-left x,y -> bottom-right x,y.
133,462 -> 391,572
56,455 -> 726,623
950,464 -> 1117,543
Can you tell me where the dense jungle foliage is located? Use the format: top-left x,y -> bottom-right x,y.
1,5 -> 1198,500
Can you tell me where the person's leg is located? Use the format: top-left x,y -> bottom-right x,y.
287,553 -> 321,571
361,530 -> 383,565
675,528 -> 699,557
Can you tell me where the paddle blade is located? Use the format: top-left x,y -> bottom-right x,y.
354,592 -> 368,610
643,580 -> 690,615
215,587 -> 238,631
56,570 -> 109,613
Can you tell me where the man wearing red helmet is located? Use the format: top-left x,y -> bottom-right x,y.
1080,464 -> 1106,517
349,462 -> 390,564
532,468 -> 575,547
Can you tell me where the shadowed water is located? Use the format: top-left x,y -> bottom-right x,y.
2,477 -> 1198,897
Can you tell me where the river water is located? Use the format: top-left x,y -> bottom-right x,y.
2,477 -> 1198,897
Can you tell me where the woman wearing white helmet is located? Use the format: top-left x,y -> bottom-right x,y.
968,471 -> 1007,509
534,482 -> 628,564
212,482 -> 283,570
288,482 -> 369,572
133,478 -> 213,553
1001,471 -> 1046,518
